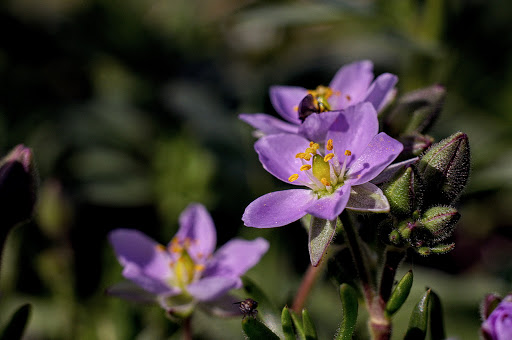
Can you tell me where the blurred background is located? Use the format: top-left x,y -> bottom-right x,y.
0,0 -> 511,339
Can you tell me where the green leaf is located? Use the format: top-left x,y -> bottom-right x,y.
308,216 -> 337,266
405,288 -> 432,340
242,317 -> 280,340
0,303 -> 31,340
290,310 -> 306,340
241,277 -> 282,337
281,306 -> 295,340
335,283 -> 358,340
386,270 -> 414,316
302,309 -> 318,340
429,289 -> 445,340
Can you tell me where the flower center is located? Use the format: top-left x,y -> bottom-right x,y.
288,139 -> 352,196
297,85 -> 336,122
157,237 -> 206,290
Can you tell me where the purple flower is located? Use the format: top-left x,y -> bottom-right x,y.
239,60 -> 397,142
242,103 -> 402,264
108,203 -> 269,317
481,296 -> 512,340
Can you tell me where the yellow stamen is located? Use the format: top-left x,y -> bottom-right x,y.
324,153 -> 334,162
345,150 -> 352,156
321,178 -> 331,186
156,244 -> 166,252
293,105 -> 298,112
309,141 -> 315,147
303,154 -> 312,161
296,152 -> 306,159
327,139 -> 333,151
300,164 -> 312,171
195,264 -> 205,272
288,174 -> 299,182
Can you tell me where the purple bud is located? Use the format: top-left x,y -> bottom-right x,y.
481,293 -> 503,321
0,145 -> 38,230
481,296 -> 512,340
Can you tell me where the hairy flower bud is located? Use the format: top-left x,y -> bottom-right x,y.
382,165 -> 422,216
419,206 -> 460,241
384,84 -> 445,136
417,132 -> 470,205
0,145 -> 38,230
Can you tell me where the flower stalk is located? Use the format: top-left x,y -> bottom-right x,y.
339,212 -> 391,340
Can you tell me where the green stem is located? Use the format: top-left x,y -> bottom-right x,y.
339,212 -> 391,340
379,247 -> 406,303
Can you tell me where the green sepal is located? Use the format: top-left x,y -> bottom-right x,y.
241,277 -> 282,337
385,270 -> 413,316
308,216 -> 338,267
290,310 -> 306,340
420,206 -> 460,241
0,303 -> 32,340
335,283 -> 358,340
281,306 -> 295,340
429,289 -> 445,340
382,166 -> 421,216
404,288 -> 432,340
417,132 -> 470,205
242,317 -> 280,340
302,309 -> 318,340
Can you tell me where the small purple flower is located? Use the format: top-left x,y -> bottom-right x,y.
242,103 -> 402,264
239,60 -> 397,141
481,295 -> 512,340
108,203 -> 269,317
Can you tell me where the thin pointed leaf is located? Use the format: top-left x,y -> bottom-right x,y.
404,289 -> 432,340
242,277 -> 282,337
281,306 -> 295,340
335,284 -> 358,340
429,290 -> 445,340
308,216 -> 337,266
385,270 -> 413,316
290,310 -> 306,340
242,318 -> 280,340
0,303 -> 31,340
302,309 -> 318,340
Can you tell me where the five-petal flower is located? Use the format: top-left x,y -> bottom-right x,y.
239,60 -> 397,142
242,102 -> 403,228
108,203 -> 269,317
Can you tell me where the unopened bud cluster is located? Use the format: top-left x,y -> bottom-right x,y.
381,131 -> 470,255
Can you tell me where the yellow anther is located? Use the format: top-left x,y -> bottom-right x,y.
324,153 -> 334,162
345,150 -> 352,156
320,178 -> 331,186
303,154 -> 312,161
293,105 -> 298,112
305,147 -> 315,154
288,174 -> 299,182
156,244 -> 166,252
300,164 -> 312,171
195,264 -> 205,272
311,143 -> 320,151
309,141 -> 315,147
296,152 -> 306,159
327,139 -> 334,151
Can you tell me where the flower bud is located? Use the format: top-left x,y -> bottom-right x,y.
399,133 -> 434,157
481,293 -> 502,320
384,84 -> 445,136
481,295 -> 512,340
0,145 -> 38,230
382,166 -> 422,216
417,132 -> 470,205
419,206 -> 460,241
